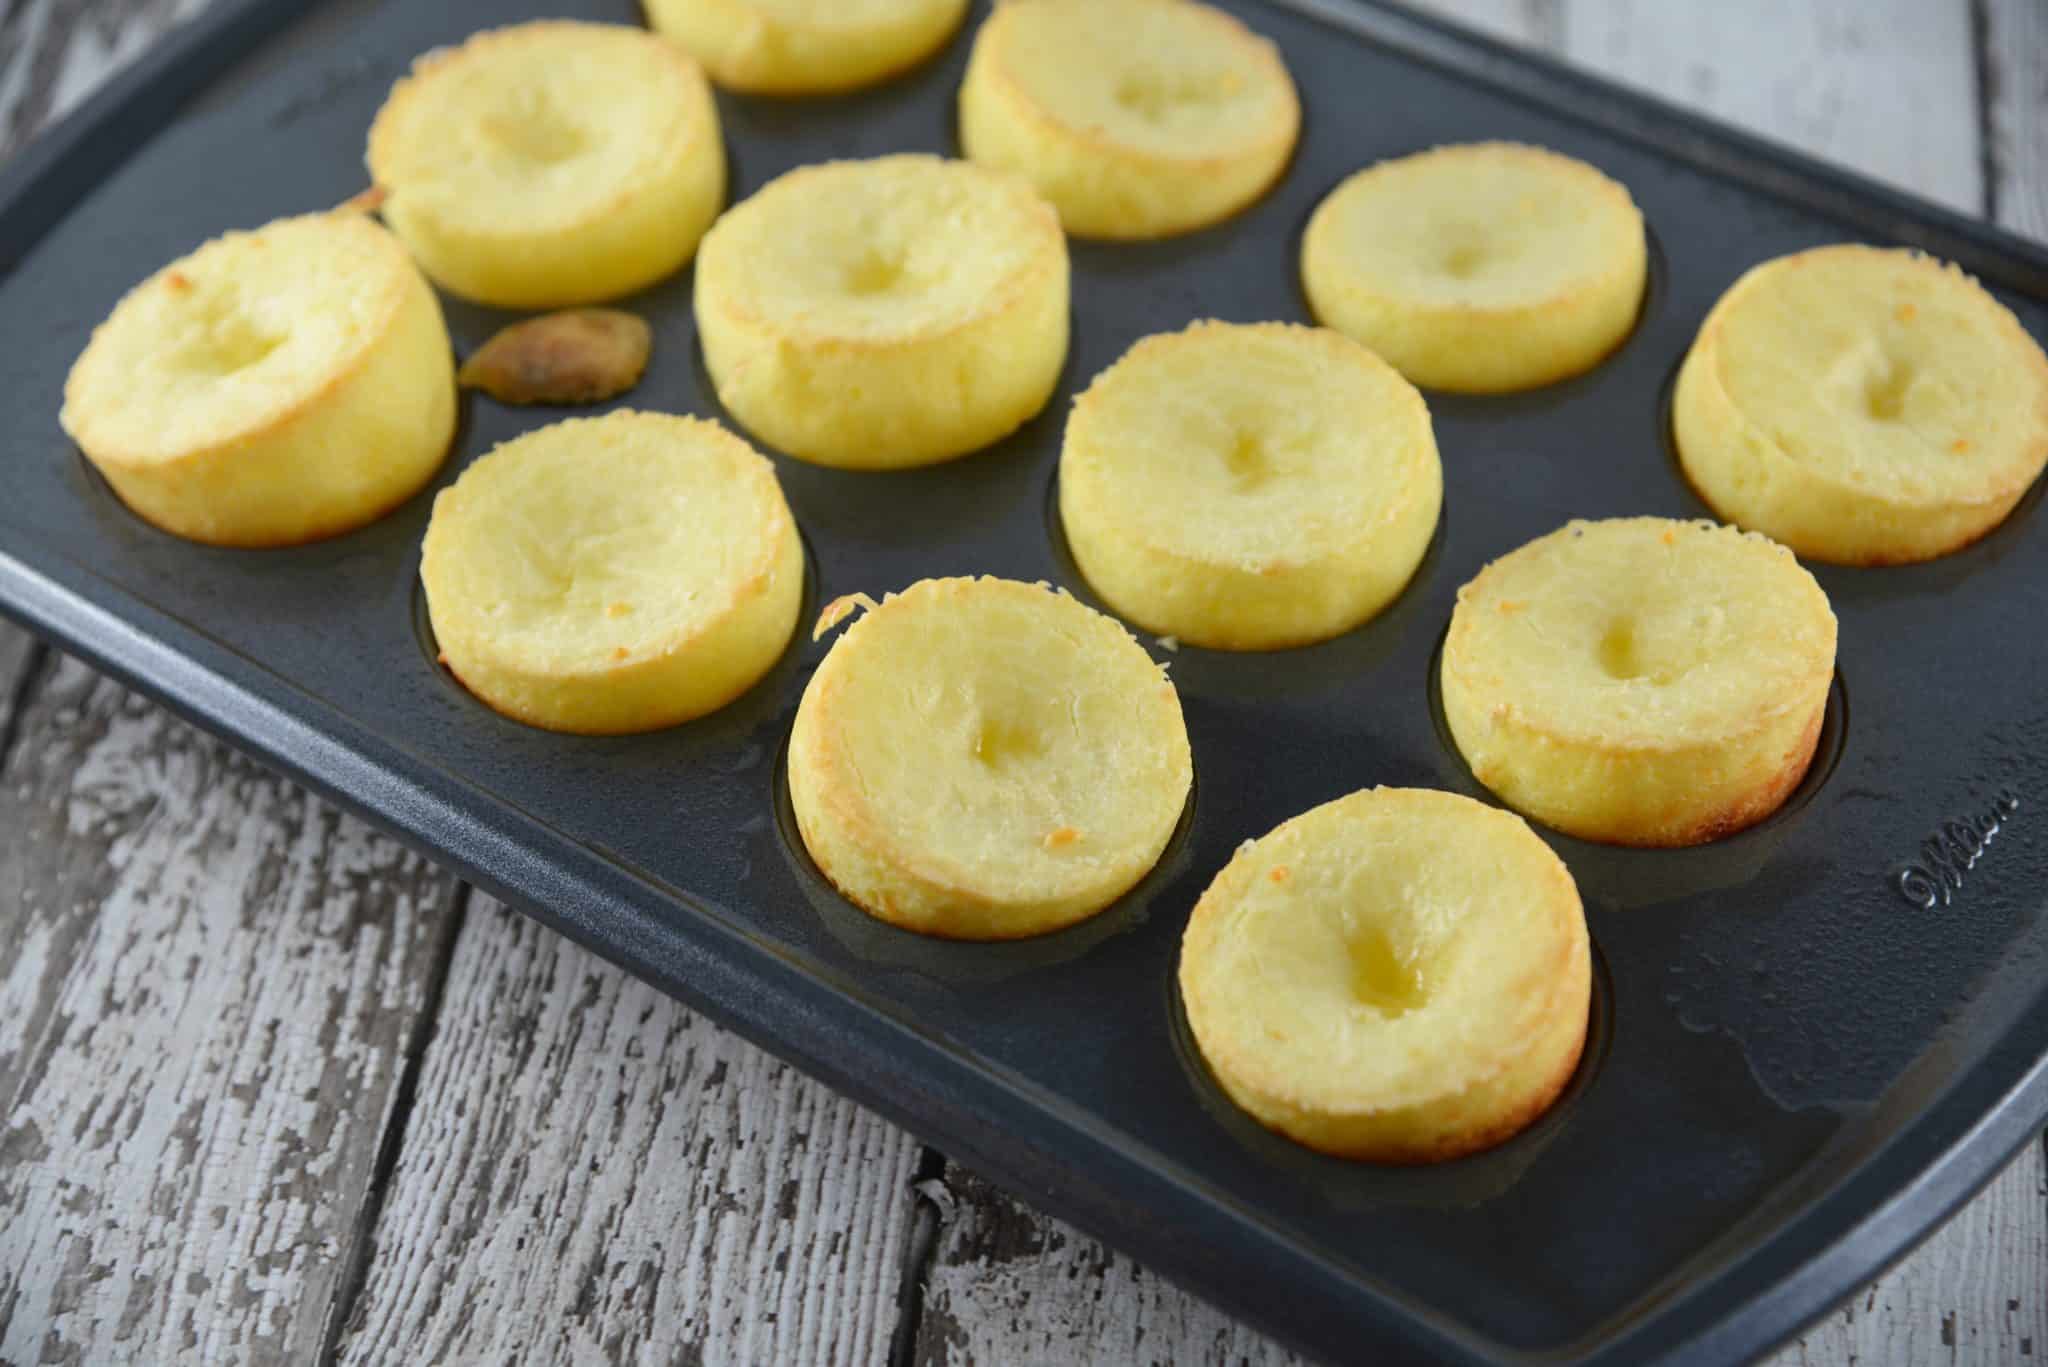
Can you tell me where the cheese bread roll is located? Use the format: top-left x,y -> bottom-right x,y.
789,577 -> 1191,938
421,411 -> 803,734
1181,787 -> 1590,1162
959,0 -> 1299,238
62,211 -> 454,546
1674,244 -> 2048,564
368,21 -> 724,308
1441,517 -> 1836,846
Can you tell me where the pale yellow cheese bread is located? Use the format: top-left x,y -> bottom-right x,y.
1060,321 -> 1441,650
1674,244 -> 2048,564
958,0 -> 1300,239
694,154 -> 1068,468
368,21 -> 724,308
1301,142 -> 1646,392
789,577 -> 1192,939
60,211 -> 454,547
643,0 -> 968,94
1442,517 -> 1836,847
1180,786 -> 1590,1162
420,411 -> 803,734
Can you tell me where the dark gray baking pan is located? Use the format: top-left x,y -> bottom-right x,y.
2,1 -> 2046,1362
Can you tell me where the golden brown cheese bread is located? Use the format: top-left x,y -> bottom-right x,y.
61,211 -> 454,547
420,411 -> 803,734
1180,786 -> 1591,1162
1059,321 -> 1441,649
958,0 -> 1299,239
1301,142 -> 1646,392
789,577 -> 1191,939
694,154 -> 1068,468
1441,517 -> 1836,846
644,0 -> 968,94
1674,244 -> 2048,564
368,21 -> 724,308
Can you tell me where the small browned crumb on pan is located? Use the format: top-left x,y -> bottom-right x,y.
813,592 -> 880,641
336,185 -> 390,215
457,309 -> 653,406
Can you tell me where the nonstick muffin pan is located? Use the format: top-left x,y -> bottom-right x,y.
4,1 -> 2048,1362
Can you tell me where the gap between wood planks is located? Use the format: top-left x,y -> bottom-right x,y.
885,1148 -> 952,1367
0,633 -> 50,782
1971,0 -> 2000,226
313,884 -> 474,1367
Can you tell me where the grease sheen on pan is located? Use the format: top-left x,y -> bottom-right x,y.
1302,142 -> 1646,392
61,211 -> 455,547
421,411 -> 803,735
694,154 -> 1068,469
958,0 -> 1300,239
789,577 -> 1192,939
1441,517 -> 1836,847
368,21 -> 724,308
1180,786 -> 1591,1162
1060,321 -> 1441,650
644,0 -> 969,94
1674,244 -> 2048,564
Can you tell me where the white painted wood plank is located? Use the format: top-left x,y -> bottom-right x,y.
1556,0 -> 1983,215
0,0 -> 62,149
916,1146 -> 2048,1367
1416,0 -> 1984,227
335,898 -> 923,1367
1986,0 -> 2048,244
0,0 -> 209,154
1779,1141 -> 2047,1365
43,0 -> 214,127
1,14 -> 467,1360
914,1169 -> 1294,1367
0,655 -> 460,1365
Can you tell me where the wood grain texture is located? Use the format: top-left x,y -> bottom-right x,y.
913,4 -> 2046,1365
0,0 -> 211,153
913,1169 -> 1292,1367
335,898 -> 922,1367
914,1151 -> 2048,1367
1985,0 -> 2048,242
0,655 -> 460,1365
1556,0 -> 1984,214
1776,1142 -> 2047,1365
2,9 -> 465,1364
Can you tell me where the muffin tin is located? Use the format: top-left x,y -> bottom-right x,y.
3,1 -> 2047,1362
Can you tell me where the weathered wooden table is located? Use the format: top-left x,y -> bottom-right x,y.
1,2 -> 2043,1363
